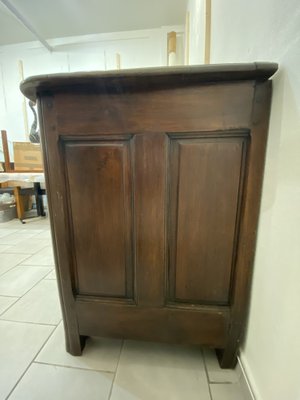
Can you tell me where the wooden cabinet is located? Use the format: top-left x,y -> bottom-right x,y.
21,63 -> 277,368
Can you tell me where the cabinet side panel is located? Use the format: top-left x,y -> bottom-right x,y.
169,136 -> 246,304
64,138 -> 134,298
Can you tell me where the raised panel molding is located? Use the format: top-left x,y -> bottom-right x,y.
62,135 -> 135,300
167,132 -> 248,306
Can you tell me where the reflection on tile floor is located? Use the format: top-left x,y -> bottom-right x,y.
0,217 -> 249,400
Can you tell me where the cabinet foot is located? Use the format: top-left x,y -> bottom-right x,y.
65,332 -> 88,356
215,348 -> 238,369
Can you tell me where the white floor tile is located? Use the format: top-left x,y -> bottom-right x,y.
44,269 -> 56,280
16,229 -> 44,235
0,232 -> 37,245
3,239 -> 51,255
0,228 -> 18,238
20,246 -> 55,266
0,253 -> 30,276
0,220 -> 21,228
15,220 -> 49,230
36,322 -> 122,372
0,244 -> 14,252
0,266 -> 52,296
204,349 -> 240,383
210,382 -> 248,400
0,295 -> 18,314
1,279 -> 62,325
35,230 -> 52,239
0,320 -> 54,400
110,340 -> 210,400
9,363 -> 113,400
25,222 -> 50,229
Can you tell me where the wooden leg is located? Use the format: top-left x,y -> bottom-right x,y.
64,328 -> 87,356
215,325 -> 242,368
216,347 -> 238,369
34,182 -> 46,217
13,186 -> 25,223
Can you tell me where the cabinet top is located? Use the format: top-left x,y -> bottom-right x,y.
20,62 -> 278,101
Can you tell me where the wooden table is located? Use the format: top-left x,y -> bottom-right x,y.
0,173 -> 45,222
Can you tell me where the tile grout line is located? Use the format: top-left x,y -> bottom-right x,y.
2,243 -> 52,257
202,348 -> 214,400
0,234 -> 42,311
0,238 -> 50,278
5,323 -> 56,400
108,339 -> 124,400
0,234 -> 47,248
1,226 -> 48,235
0,267 -> 54,315
0,253 -> 34,278
34,360 -> 116,375
42,269 -> 56,281
1,223 -> 62,399
32,322 -> 61,358
0,317 -> 60,327
237,356 -> 256,400
0,225 -> 51,242
17,232 -> 53,260
17,243 -> 54,266
5,318 -> 118,399
0,230 -> 25,240
16,265 -> 55,269
44,276 -> 56,280
0,228 -> 52,273
0,298 -> 19,317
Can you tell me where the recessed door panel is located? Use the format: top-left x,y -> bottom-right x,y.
168,134 -> 247,305
64,137 -> 134,298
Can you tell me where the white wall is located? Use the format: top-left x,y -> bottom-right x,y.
0,26 -> 184,158
187,1 -> 300,399
186,1 -> 300,399
186,0 -> 206,64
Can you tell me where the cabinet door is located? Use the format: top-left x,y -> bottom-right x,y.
168,134 -> 247,305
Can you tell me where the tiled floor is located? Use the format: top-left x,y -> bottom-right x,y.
0,217 -> 249,400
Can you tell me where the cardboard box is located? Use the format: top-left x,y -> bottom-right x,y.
13,142 -> 43,171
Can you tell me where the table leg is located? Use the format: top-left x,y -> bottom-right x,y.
13,186 -> 25,223
34,182 -> 46,217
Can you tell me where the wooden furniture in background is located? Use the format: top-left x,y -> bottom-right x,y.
18,60 -> 30,139
185,12 -> 190,64
1,130 -> 43,173
167,31 -> 177,66
1,130 -> 11,172
21,63 -> 277,368
204,0 -> 212,64
0,178 -> 45,223
0,130 -> 45,222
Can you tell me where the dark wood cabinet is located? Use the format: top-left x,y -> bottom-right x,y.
21,63 -> 277,368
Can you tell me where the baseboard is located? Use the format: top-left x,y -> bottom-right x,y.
237,356 -> 256,400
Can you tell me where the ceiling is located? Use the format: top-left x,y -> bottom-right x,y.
0,0 -> 188,46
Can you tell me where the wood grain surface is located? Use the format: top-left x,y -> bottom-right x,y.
27,63 -> 277,367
